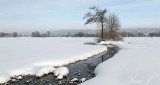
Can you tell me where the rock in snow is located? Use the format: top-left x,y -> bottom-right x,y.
80,78 -> 86,82
17,76 -> 22,80
57,75 -> 63,80
71,78 -> 78,82
53,67 -> 69,79
11,79 -> 16,82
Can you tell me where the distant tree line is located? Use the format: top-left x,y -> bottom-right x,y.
0,31 -> 54,37
119,31 -> 160,37
0,32 -> 18,37
72,32 -> 97,37
1,31 -> 160,37
31,31 -> 53,37
72,31 -> 160,37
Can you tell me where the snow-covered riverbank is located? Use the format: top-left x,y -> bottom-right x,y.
0,37 -> 107,83
81,37 -> 160,85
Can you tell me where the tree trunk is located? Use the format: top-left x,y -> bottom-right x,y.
101,21 -> 104,40
111,28 -> 113,40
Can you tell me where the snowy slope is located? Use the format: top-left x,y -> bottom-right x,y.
0,37 -> 107,83
81,37 -> 160,85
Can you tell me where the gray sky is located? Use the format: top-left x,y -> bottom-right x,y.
0,0 -> 160,32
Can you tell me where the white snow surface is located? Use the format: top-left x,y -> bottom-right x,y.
0,37 -> 107,83
99,40 -> 127,45
53,67 -> 69,79
81,37 -> 160,85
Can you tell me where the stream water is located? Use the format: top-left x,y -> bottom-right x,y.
4,45 -> 118,85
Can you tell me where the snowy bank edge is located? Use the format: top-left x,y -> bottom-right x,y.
80,41 -> 129,85
0,44 -> 107,84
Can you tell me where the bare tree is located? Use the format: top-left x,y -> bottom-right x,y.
0,32 -> 5,37
148,32 -> 154,37
12,32 -> 18,37
73,32 -> 85,37
105,13 -> 123,41
46,31 -> 51,37
65,32 -> 71,37
31,31 -> 40,37
84,6 -> 108,41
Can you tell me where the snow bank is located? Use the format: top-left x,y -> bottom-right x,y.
99,40 -> 127,45
53,67 -> 69,79
35,66 -> 55,77
81,37 -> 160,85
0,37 -> 107,83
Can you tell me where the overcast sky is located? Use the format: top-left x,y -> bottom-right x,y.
0,0 -> 160,32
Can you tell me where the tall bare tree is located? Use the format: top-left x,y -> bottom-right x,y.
46,31 -> 51,37
105,13 -> 123,41
84,6 -> 108,40
12,32 -> 18,37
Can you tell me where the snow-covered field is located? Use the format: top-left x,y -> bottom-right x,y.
0,37 -> 107,83
81,37 -> 160,85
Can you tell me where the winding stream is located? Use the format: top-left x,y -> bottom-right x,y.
4,45 -> 118,85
